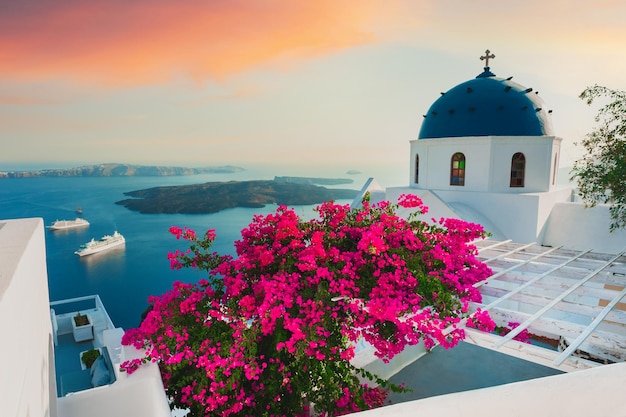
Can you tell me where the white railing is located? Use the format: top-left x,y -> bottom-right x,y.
50,294 -> 116,334
51,308 -> 59,346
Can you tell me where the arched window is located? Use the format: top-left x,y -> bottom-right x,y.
414,154 -> 419,184
510,152 -> 525,187
450,153 -> 466,186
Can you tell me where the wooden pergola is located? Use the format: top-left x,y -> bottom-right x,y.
463,240 -> 626,372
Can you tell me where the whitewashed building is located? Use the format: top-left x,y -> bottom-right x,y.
350,51 -> 626,416
359,51 -> 626,253
0,218 -> 171,417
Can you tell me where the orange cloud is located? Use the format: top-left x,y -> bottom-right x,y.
0,0 -> 403,86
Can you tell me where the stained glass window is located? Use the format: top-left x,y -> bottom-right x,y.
450,153 -> 466,186
414,154 -> 419,184
510,152 -> 525,187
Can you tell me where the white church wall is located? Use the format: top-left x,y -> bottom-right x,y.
410,137 -> 493,192
436,191 -> 541,242
0,218 -> 56,417
380,186 -> 572,244
385,187 -> 458,220
411,136 -> 562,194
489,136 -> 560,193
385,186 -> 508,240
430,188 -> 572,244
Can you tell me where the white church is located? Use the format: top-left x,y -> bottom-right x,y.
347,50 -> 626,416
359,50 -> 626,254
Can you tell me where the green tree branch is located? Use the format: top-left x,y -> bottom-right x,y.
571,85 -> 626,231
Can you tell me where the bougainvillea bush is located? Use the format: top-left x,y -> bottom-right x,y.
121,194 -> 495,417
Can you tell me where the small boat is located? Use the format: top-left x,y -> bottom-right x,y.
48,218 -> 90,231
76,206 -> 83,215
74,231 -> 125,257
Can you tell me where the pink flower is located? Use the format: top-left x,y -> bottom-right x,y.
169,226 -> 183,239
398,193 -> 426,212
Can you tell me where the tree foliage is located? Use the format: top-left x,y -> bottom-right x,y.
571,85 -> 626,231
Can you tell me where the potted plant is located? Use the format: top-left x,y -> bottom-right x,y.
72,311 -> 94,342
81,348 -> 101,369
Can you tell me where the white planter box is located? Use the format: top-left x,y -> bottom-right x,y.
72,314 -> 94,342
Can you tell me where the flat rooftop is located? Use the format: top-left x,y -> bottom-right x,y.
387,341 -> 563,404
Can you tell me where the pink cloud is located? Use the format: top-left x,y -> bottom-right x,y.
0,0 -> 397,86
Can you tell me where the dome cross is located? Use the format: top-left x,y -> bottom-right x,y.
480,49 -> 495,67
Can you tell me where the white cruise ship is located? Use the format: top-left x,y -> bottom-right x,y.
74,231 -> 125,256
48,218 -> 90,231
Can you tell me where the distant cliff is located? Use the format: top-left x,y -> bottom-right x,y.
115,180 -> 358,214
0,163 -> 245,178
273,176 -> 353,186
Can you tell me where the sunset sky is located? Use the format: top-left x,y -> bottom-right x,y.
1,0 -> 625,174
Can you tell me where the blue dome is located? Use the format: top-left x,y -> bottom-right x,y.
418,68 -> 554,139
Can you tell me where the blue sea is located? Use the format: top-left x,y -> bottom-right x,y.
0,164 -> 406,331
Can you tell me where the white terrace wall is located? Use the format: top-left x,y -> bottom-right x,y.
347,361 -> 626,417
543,202 -> 626,254
383,186 -> 572,244
0,218 -> 56,417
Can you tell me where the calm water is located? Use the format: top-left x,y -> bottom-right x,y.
0,164 -> 406,330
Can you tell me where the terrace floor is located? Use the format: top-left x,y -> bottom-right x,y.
386,341 -> 563,404
54,333 -> 96,391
